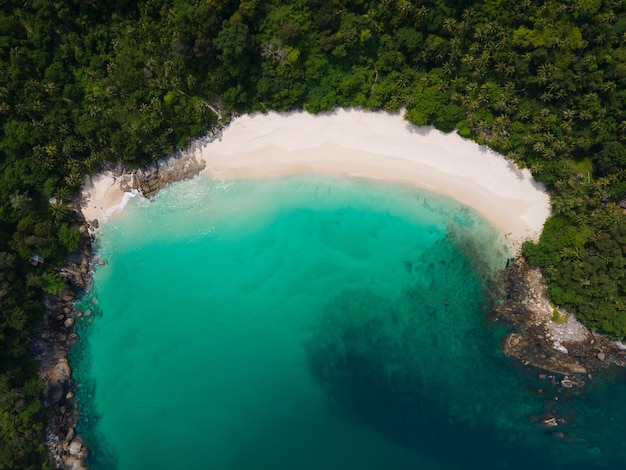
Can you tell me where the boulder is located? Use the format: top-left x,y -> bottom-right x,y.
63,455 -> 87,470
49,359 -> 70,382
541,416 -> 558,427
68,438 -> 83,455
44,383 -> 63,407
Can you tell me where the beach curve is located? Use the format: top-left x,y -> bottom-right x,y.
80,108 -> 551,247
199,109 -> 550,247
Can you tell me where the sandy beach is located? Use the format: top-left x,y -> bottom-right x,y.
81,109 -> 550,245
81,172 -> 136,224
200,109 -> 550,245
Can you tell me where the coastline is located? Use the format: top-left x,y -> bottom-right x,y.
36,130 -> 218,469
45,109 -> 625,468
495,258 -> 626,378
81,109 -> 551,246
79,128 -> 217,234
199,109 -> 550,249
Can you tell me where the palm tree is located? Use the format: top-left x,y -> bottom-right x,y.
556,3 -> 569,14
43,82 -> 58,95
540,91 -> 553,102
529,161 -> 544,176
461,54 -> 474,67
395,75 -> 410,89
443,17 -> 457,34
578,109 -> 592,121
532,141 -> 546,154
559,246 -> 580,260
397,0 -> 412,17
456,20 -> 469,36
601,81 -> 616,93
50,202 -> 69,221
448,37 -> 461,58
56,186 -> 71,202
415,6 -> 428,22
562,108 -> 576,120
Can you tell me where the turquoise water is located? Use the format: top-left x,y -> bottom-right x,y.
72,175 -> 626,470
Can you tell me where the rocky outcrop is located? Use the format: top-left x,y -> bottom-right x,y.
116,129 -> 223,199
32,249 -> 91,470
127,151 -> 206,198
493,257 -> 626,378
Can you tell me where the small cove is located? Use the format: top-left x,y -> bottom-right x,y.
72,174 -> 626,469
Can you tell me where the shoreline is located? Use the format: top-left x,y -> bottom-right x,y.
199,109 -> 550,249
50,108 -> 612,469
82,109 -> 551,250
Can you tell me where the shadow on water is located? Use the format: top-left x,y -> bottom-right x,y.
304,286 -> 623,470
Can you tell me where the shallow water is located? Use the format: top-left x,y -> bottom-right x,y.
72,175 -> 626,469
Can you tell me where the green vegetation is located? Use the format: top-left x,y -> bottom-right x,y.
550,302 -> 567,324
1,0 -> 625,465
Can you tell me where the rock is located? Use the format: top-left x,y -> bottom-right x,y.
69,438 -> 83,455
49,359 -> 70,382
66,392 -> 74,400
64,317 -> 74,328
60,292 -> 75,302
63,455 -> 87,470
44,383 -> 63,407
542,416 -> 558,427
65,427 -> 75,442
131,153 -> 206,197
597,352 -> 606,361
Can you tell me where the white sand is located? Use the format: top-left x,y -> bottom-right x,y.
200,109 -> 550,246
80,109 -> 551,247
81,172 -> 135,224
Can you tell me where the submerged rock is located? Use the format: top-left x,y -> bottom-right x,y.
541,417 -> 558,427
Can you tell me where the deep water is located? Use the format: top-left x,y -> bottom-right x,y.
72,175 -> 626,470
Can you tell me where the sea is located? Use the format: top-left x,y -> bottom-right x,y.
71,174 -> 626,470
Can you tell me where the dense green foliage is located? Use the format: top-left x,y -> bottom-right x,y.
1,0 -> 626,465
